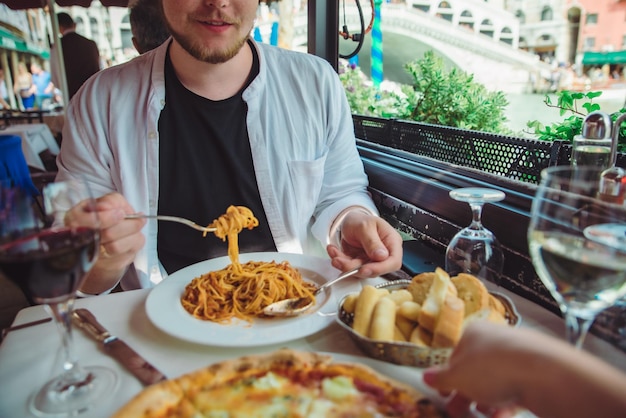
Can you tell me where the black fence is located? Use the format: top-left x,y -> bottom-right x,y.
354,115 -> 626,352
353,115 -> 626,184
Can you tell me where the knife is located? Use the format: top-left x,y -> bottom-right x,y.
72,308 -> 167,386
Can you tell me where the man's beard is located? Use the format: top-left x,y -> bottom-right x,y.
169,27 -> 249,64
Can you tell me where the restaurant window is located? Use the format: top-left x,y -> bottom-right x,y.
586,13 -> 598,25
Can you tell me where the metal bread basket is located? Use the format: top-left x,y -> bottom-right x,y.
335,279 -> 521,368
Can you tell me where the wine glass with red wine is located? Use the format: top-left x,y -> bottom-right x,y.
0,179 -> 117,416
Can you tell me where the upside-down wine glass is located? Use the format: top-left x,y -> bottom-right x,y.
445,187 -> 505,285
0,179 -> 117,416
528,165 -> 626,349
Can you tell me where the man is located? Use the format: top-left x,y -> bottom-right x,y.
30,62 -> 54,109
50,12 -> 100,100
56,0 -> 403,295
130,0 -> 170,54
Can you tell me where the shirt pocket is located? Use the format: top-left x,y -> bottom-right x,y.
287,154 -> 327,222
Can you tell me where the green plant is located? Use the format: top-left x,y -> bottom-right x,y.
401,51 -> 511,134
339,51 -> 511,134
527,91 -> 626,152
338,62 -> 409,118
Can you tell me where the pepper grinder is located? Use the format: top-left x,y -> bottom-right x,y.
598,112 -> 626,204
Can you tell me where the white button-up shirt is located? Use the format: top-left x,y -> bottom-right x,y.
57,39 -> 377,290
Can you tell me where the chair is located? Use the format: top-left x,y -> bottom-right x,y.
0,134 -> 38,195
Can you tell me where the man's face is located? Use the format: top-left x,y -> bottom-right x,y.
162,0 -> 258,64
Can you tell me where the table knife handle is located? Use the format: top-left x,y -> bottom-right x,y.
72,308 -> 111,342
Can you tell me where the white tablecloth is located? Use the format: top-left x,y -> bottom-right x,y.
0,281 -> 625,418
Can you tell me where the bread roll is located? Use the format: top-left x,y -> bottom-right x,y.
394,325 -> 408,342
395,314 -> 416,340
369,297 -> 396,341
397,300 -> 421,322
451,273 -> 489,316
385,289 -> 413,306
418,268 -> 455,332
432,294 -> 465,348
407,272 -> 436,305
341,293 -> 359,314
463,308 -> 508,330
352,285 -> 384,336
409,326 -> 433,347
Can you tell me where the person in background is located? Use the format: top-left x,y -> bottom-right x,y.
129,0 -> 170,54
30,62 -> 54,109
0,68 -> 11,109
424,321 -> 626,418
50,12 -> 100,100
13,62 -> 35,110
56,0 -> 403,295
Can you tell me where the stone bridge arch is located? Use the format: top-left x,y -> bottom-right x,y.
287,4 -> 551,93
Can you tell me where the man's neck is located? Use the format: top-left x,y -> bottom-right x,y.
168,40 -> 253,101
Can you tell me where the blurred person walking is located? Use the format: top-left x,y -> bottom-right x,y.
130,0 -> 170,54
30,62 -> 54,109
50,12 -> 101,101
13,62 -> 35,110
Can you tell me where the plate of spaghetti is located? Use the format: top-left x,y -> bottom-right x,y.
145,252 -> 361,346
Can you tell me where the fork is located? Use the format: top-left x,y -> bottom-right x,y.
125,214 -> 216,234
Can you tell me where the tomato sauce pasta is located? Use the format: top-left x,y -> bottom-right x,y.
181,206 -> 317,323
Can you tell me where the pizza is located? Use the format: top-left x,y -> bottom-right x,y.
112,349 -> 447,418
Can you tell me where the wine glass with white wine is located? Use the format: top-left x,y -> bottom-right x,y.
528,165 -> 626,348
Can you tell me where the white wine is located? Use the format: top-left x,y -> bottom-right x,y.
571,145 -> 611,169
528,231 -> 626,316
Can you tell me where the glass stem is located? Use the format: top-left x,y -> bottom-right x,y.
469,202 -> 484,229
565,313 -> 594,349
45,298 -> 85,381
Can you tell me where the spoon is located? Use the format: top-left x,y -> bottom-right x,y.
263,266 -> 361,317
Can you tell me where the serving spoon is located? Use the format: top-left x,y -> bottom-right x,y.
263,266 -> 361,317
125,214 -> 217,234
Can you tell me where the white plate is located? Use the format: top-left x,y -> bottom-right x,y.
145,252 -> 361,347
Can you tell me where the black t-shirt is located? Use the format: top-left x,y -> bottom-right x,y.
157,42 -> 276,274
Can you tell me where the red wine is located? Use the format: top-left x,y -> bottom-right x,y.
0,227 -> 98,302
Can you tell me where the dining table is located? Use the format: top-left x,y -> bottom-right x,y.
1,270 -> 625,418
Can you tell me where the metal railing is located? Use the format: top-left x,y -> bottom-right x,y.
353,115 -> 626,184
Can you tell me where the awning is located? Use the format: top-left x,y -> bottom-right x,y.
0,27 -> 49,58
0,0 -> 128,9
582,50 -> 626,65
